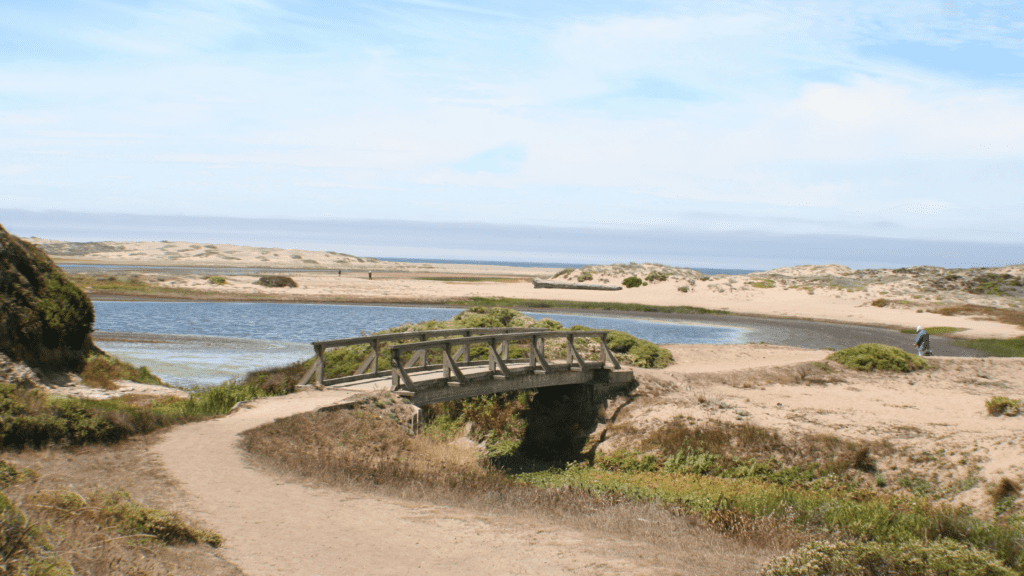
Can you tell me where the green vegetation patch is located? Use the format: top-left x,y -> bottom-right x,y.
577,271 -> 593,282
986,396 -> 1022,417
516,465 -> 1024,572
0,369 -> 294,448
644,271 -> 668,283
602,329 -> 672,368
1,225 -> 96,371
255,275 -> 297,288
80,353 -> 163,389
454,296 -> 729,316
761,539 -> 1015,576
955,337 -> 1024,358
423,391 -> 533,456
622,276 -> 643,288
899,326 -> 966,335
207,276 -> 227,285
748,280 -> 776,289
828,344 -> 929,372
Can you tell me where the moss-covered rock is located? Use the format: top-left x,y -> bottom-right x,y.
0,224 -> 96,370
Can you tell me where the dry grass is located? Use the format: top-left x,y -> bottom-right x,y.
936,304 -> 1024,327
240,398 -> 774,575
1,438 -> 240,576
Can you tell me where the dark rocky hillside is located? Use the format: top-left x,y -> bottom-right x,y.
0,224 -> 96,370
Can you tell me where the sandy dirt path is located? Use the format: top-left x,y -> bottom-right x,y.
155,388 -> 763,576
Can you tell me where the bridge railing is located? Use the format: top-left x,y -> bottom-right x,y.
299,327 -> 545,389
297,328 -> 622,391
388,330 -> 621,391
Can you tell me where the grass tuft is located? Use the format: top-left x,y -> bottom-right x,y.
986,396 -> 1022,417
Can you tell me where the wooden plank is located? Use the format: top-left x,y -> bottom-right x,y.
488,340 -> 512,379
296,357 -> 322,388
567,336 -> 587,371
602,340 -> 621,369
314,344 -> 325,389
530,337 -> 551,373
313,327 -> 541,350
442,345 -> 466,385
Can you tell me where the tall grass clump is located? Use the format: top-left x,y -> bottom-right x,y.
0,459 -> 221,575
80,353 -> 163,389
828,344 -> 928,372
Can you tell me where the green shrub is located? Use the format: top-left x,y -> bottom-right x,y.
748,280 -> 775,288
760,539 -> 1014,576
828,344 -> 928,372
871,298 -> 891,307
644,271 -> 668,283
1,226 -> 96,371
208,276 -> 227,285
986,397 -> 1021,417
622,276 -> 643,288
604,331 -> 672,368
577,271 -> 593,282
677,286 -> 689,293
255,275 -> 297,288
552,268 -> 574,279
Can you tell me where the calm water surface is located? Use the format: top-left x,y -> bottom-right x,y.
92,301 -> 745,388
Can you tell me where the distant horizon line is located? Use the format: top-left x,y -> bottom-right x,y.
3,209 -> 1022,270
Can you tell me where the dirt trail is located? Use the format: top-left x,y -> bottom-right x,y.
155,387 -> 763,576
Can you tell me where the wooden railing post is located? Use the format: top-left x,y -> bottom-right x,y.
371,338 -> 379,376
314,344 -> 324,388
566,335 -> 574,367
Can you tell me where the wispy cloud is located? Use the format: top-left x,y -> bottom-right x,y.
1,0 -> 1023,250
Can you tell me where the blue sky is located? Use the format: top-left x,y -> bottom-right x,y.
1,1 -> 1023,267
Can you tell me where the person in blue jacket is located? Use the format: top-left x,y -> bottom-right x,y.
915,326 -> 932,356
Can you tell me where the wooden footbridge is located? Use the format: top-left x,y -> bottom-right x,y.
297,328 -> 634,405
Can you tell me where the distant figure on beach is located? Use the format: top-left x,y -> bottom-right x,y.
368,271 -> 372,280
338,270 -> 341,277
915,326 -> 932,356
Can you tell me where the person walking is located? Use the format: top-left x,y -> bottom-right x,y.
915,326 -> 932,356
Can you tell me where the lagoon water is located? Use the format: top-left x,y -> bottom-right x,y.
92,301 -> 746,388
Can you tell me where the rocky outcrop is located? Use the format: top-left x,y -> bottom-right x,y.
532,278 -> 623,291
0,224 -> 96,371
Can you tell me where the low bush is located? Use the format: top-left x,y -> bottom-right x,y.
577,271 -> 593,282
871,298 -> 891,307
760,539 -> 1015,576
622,276 -> 643,288
828,344 -> 928,372
677,286 -> 689,293
255,275 -> 297,288
207,276 -> 227,285
603,330 -> 673,368
748,280 -> 775,289
986,396 -> 1022,417
644,271 -> 668,283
